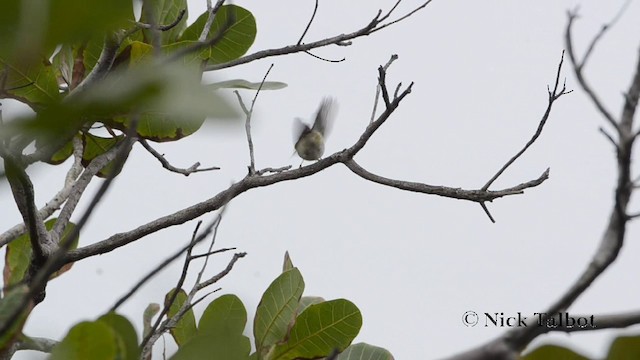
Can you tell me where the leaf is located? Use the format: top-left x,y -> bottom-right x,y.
170,333 -> 251,360
47,0 -> 133,49
271,299 -> 362,360
143,303 -> 160,338
50,321 -> 126,360
254,268 -> 305,355
521,344 -> 589,360
199,294 -> 247,337
337,343 -> 394,360
296,296 -> 324,315
179,5 -> 256,64
208,79 -> 288,91
165,288 -> 197,347
105,63 -> 238,142
81,133 -> 129,178
97,313 -> 140,360
282,251 -> 294,272
0,285 -> 31,353
607,335 -> 640,360
3,219 -> 79,287
0,56 -> 62,109
35,135 -> 75,165
140,0 -> 188,45
0,1 -> 20,60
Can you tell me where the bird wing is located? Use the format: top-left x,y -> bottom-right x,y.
292,117 -> 311,145
311,97 -> 336,136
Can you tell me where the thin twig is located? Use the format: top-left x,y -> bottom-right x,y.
199,0 -> 226,42
196,252 -> 246,291
371,54 -> 398,123
565,9 -> 620,134
482,51 -> 570,192
371,0 -> 433,34
139,139 -> 220,176
190,247 -> 235,261
110,220 -> 217,312
165,8 -> 236,64
234,64 -> 275,175
204,1 -> 434,72
136,9 -> 186,31
297,0 -> 319,45
303,51 -> 345,63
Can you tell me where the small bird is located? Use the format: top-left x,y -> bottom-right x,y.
293,98 -> 336,161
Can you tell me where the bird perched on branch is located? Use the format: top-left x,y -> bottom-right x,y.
293,98 -> 336,162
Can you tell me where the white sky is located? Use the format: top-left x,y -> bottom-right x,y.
3,0 -> 640,359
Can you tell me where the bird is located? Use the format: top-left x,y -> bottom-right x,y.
293,98 -> 336,162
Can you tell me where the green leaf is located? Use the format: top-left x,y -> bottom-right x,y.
105,63 -> 238,142
81,133 -> 129,178
296,296 -> 324,315
199,294 -> 247,337
282,251 -> 294,272
52,39 -> 104,90
607,335 -> 640,360
0,285 -> 31,352
47,0 -> 133,49
170,333 -> 251,360
0,1 -> 20,60
97,313 -> 140,360
50,321 -> 125,360
165,288 -> 197,347
208,79 -> 288,91
35,135 -> 75,165
0,56 -> 61,109
4,219 -> 79,287
254,268 -> 305,355
521,344 -> 589,360
143,303 -> 161,338
179,5 -> 256,64
337,343 -> 394,360
271,299 -> 362,360
140,0 -> 188,45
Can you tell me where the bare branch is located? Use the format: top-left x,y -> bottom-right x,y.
377,66 -> 391,108
234,64 -> 274,175
0,138 -> 83,248
481,51 -> 571,191
3,154 -> 51,263
0,127 -> 137,336
110,220 -> 216,313
136,9 -> 186,32
204,2 -> 434,72
189,247 -> 235,261
371,0 -> 432,34
345,160 -> 549,202
565,9 -> 619,134
303,51 -> 345,63
452,9 -> 640,357
139,139 -> 220,176
371,54 -> 398,123
196,252 -> 246,291
199,0 -> 226,42
599,126 -> 619,149
52,140 -> 122,239
297,0 -> 319,45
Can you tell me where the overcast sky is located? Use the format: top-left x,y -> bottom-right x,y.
3,0 -> 640,359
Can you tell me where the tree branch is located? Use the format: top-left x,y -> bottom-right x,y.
139,138 -> 220,176
204,1 -> 434,72
234,64 -> 274,175
565,9 -> 620,134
